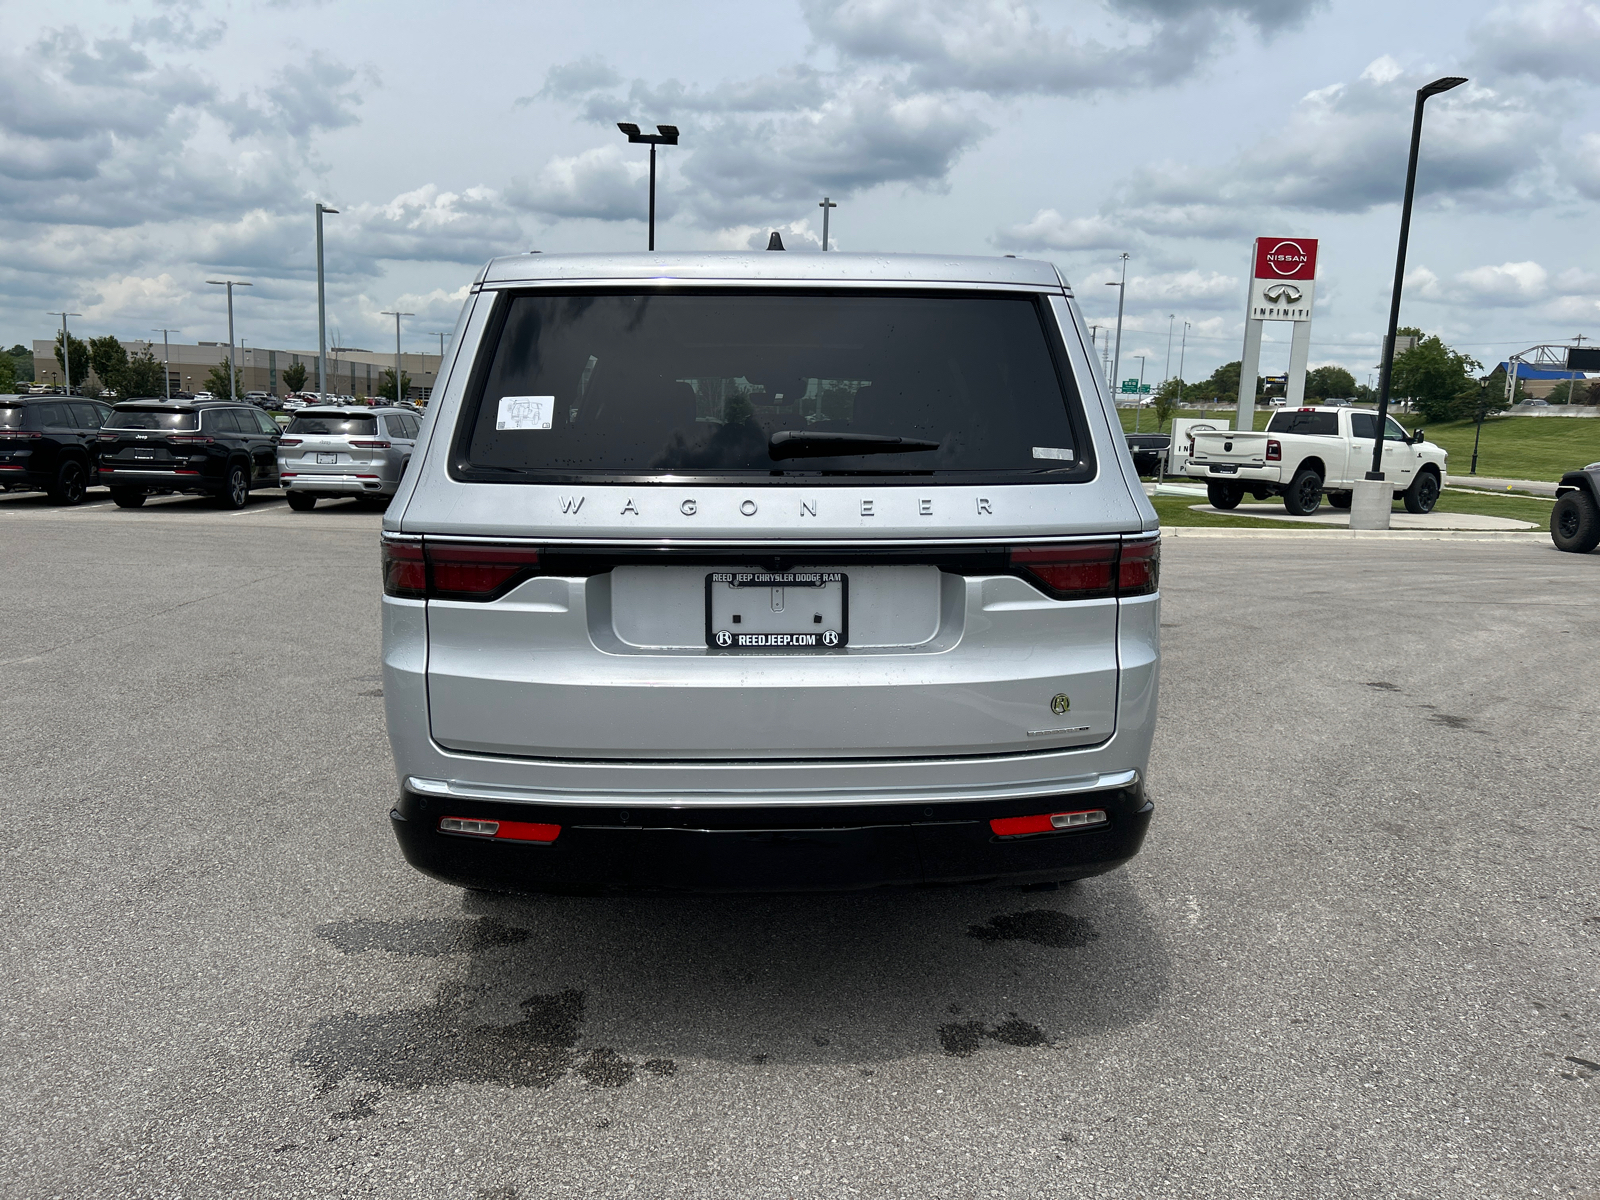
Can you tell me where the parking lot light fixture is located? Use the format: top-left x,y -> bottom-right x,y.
1105,253 -> 1129,404
1370,75 -> 1467,483
316,203 -> 339,403
616,123 -> 679,251
47,311 -> 81,395
381,310 -> 414,404
206,280 -> 252,403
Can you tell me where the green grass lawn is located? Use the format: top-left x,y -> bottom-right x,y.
1150,482 -> 1552,528
1117,405 -> 1600,482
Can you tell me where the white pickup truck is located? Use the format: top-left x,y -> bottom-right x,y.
1182,407 -> 1448,515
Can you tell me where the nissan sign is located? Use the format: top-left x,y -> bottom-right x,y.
1253,237 -> 1317,281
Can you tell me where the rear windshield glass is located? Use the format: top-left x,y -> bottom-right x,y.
106,408 -> 197,431
454,290 -> 1089,482
287,413 -> 377,436
0,405 -> 23,429
1266,411 -> 1338,436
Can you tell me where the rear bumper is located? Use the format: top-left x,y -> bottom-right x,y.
388,780 -> 1153,894
1183,463 -> 1280,484
99,467 -> 221,493
281,471 -> 392,495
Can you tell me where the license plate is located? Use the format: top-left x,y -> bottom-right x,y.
133,452 -> 153,460
317,452 -> 338,464
1209,464 -> 1238,474
706,571 -> 848,652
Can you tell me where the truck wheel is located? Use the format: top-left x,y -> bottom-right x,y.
1328,491 -> 1352,510
1403,470 -> 1440,514
1551,491 -> 1600,553
1206,481 -> 1243,510
1283,467 -> 1323,516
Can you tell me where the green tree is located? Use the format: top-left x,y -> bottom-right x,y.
204,358 -> 242,397
1305,365 -> 1357,401
1207,361 -> 1242,401
54,330 -> 91,389
377,367 -> 412,403
1389,333 -> 1483,423
88,335 -> 130,395
124,348 -> 166,398
8,345 -> 35,384
0,354 -> 14,393
281,361 -> 308,393
1151,377 -> 1183,430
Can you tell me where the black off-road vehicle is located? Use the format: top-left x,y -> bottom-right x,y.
1552,464 -> 1600,553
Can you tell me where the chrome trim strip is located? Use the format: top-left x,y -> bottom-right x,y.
378,532 -> 1151,549
404,768 -> 1140,809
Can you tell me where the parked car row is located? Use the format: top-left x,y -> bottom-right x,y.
0,394 -> 422,510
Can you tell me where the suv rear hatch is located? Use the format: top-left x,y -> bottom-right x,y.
99,406 -> 203,473
413,286 -> 1148,762
279,411 -> 385,478
1189,429 -> 1269,471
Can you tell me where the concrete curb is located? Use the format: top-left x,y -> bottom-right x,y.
1162,526 -> 1550,542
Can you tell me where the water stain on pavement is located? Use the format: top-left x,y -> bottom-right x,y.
577,1047 -> 635,1087
316,916 -> 529,957
937,1014 -> 1047,1057
967,910 -> 1101,948
298,988 -> 585,1093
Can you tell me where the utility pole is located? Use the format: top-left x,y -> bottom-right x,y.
381,310 -> 413,404
48,312 -> 81,394
818,197 -> 837,250
315,202 -> 339,402
206,279 -> 251,402
1164,314 -> 1175,384
1106,252 -> 1129,401
152,328 -> 175,399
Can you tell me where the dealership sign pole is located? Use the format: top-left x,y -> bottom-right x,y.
1236,237 -> 1317,433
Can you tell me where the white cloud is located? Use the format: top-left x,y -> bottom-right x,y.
1472,1 -> 1600,83
995,209 -> 1134,252
1455,260 -> 1550,303
510,146 -> 650,222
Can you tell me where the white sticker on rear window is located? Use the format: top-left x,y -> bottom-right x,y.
1033,446 -> 1073,461
496,396 -> 554,430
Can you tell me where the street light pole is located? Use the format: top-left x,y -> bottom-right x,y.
315,202 -> 339,403
206,279 -> 252,403
1163,314 -> 1175,384
381,310 -> 413,404
1178,321 -> 1190,412
616,124 -> 679,251
819,197 -> 837,250
1105,252 -> 1129,400
47,311 -> 81,394
1369,75 -> 1468,482
152,328 -> 175,399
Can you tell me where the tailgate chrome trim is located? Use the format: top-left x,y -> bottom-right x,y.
404,768 -> 1140,809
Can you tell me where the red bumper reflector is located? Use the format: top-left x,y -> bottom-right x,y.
990,809 -> 1108,837
439,816 -> 560,843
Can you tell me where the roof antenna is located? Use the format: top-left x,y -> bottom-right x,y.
766,231 -> 785,251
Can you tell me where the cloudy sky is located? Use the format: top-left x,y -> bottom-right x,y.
3,0 -> 1596,384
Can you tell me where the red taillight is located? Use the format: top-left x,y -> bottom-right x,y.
350,439 -> 391,448
98,432 -> 116,440
1009,539 -> 1158,600
278,437 -> 302,446
1266,439 -> 1281,462
381,541 -> 542,601
439,816 -> 560,843
381,541 -> 426,598
428,543 -> 542,599
1118,540 -> 1159,595
169,434 -> 213,444
1009,543 -> 1118,600
990,809 -> 1108,837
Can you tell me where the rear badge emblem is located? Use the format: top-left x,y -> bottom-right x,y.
714,630 -> 733,647
1050,694 -> 1071,715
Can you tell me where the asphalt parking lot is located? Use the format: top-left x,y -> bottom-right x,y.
2,492 -> 1597,1200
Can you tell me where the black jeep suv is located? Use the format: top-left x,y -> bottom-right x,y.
98,400 -> 283,509
0,395 -> 115,504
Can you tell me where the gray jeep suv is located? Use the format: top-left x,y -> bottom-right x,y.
381,252 -> 1161,893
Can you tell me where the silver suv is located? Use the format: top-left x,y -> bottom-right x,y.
278,406 -> 420,510
381,252 -> 1160,893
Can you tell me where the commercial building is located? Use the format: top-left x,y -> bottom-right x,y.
31,338 -> 442,401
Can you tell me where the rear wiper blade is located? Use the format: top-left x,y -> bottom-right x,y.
768,430 -> 939,461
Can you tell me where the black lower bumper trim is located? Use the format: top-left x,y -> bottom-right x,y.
389,784 -> 1153,895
